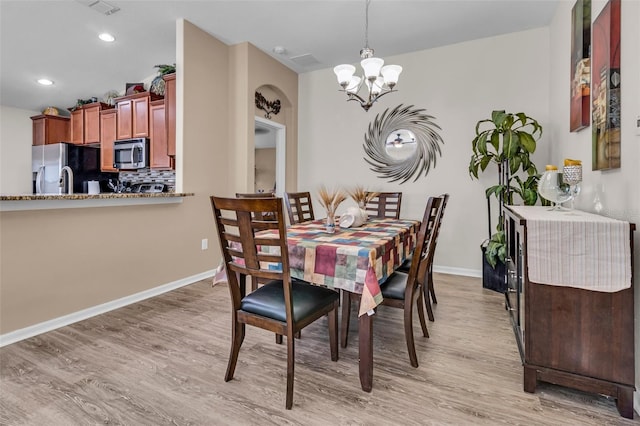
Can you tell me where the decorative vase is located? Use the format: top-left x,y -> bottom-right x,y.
326,213 -> 336,234
150,75 -> 166,96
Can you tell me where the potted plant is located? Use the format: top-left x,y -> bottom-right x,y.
150,63 -> 176,96
468,110 -> 543,292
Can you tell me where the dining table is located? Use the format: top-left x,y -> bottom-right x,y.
259,217 -> 420,392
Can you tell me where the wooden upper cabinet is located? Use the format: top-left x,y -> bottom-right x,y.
115,92 -> 157,140
163,73 -> 176,156
83,103 -> 103,144
99,109 -> 117,172
149,99 -> 171,169
31,114 -> 70,146
69,102 -> 111,144
69,109 -> 84,144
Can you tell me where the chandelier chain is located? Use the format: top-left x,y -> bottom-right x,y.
364,0 -> 370,49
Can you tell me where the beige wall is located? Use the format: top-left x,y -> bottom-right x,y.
0,106 -> 38,194
0,19 -> 298,336
298,27 -> 551,275
255,148 -> 276,192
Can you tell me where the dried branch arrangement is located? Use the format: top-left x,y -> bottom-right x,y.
347,185 -> 379,207
317,186 -> 347,216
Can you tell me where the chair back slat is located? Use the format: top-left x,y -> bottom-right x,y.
365,192 -> 402,219
403,196 -> 439,295
284,191 -> 315,224
211,196 -> 293,317
417,196 -> 445,286
236,192 -> 277,221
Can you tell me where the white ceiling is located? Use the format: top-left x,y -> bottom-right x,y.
0,0 -> 559,114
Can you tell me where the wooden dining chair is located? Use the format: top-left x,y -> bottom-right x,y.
340,196 -> 443,367
210,196 -> 339,409
365,191 -> 402,219
284,191 -> 315,224
398,193 -> 449,321
235,192 -> 276,221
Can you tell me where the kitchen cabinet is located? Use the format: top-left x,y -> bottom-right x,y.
30,114 -> 69,146
69,102 -> 111,145
115,92 -> 158,140
163,73 -> 176,156
149,99 -> 172,169
503,205 -> 636,419
99,109 -> 117,171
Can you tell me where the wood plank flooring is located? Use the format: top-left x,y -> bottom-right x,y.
1,273 -> 637,425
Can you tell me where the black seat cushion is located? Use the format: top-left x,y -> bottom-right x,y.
397,258 -> 411,273
240,279 -> 339,322
380,272 -> 409,300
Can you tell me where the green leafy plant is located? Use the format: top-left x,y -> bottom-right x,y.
154,63 -> 176,75
469,110 -> 543,268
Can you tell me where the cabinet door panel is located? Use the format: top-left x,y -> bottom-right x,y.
116,100 -> 133,140
164,73 -> 176,156
100,110 -> 117,171
84,105 -> 101,144
149,101 -> 171,169
132,97 -> 149,137
70,109 -> 84,144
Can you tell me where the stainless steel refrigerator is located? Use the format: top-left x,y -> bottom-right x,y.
32,143 -> 117,194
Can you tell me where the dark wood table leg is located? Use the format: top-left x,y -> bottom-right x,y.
358,313 -> 373,392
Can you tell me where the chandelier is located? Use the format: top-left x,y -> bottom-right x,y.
333,0 -> 402,112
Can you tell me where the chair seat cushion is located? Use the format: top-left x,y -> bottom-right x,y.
240,279 -> 339,322
380,272 -> 409,300
397,258 -> 411,273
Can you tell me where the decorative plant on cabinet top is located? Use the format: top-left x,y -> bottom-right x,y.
468,110 -> 543,286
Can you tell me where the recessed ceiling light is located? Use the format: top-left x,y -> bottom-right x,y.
37,79 -> 54,86
273,46 -> 287,55
98,33 -> 115,42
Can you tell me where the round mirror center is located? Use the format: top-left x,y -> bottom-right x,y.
385,129 -> 417,160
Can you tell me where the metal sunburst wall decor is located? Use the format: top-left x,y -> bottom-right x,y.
363,104 -> 444,184
255,91 -> 281,119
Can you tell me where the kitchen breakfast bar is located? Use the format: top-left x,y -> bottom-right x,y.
0,192 -> 195,211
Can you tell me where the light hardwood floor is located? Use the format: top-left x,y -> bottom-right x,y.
1,273 -> 636,425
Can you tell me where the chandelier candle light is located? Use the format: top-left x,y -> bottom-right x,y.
333,0 -> 402,111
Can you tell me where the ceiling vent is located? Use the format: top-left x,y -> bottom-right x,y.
76,0 -> 120,16
289,54 -> 321,67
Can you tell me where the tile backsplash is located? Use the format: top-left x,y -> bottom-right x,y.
119,169 -> 176,192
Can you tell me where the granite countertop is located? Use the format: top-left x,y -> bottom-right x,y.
0,192 -> 194,201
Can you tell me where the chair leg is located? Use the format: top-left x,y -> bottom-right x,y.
423,280 -> 435,322
429,267 -> 437,304
416,291 -> 429,338
328,309 -> 339,361
285,333 -> 295,410
340,291 -> 351,348
404,298 -> 419,368
225,321 -> 245,382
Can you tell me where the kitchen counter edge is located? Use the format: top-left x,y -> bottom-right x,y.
0,192 -> 195,212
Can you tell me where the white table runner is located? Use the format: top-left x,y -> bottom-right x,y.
508,206 -> 632,292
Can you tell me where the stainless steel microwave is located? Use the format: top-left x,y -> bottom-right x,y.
113,138 -> 149,169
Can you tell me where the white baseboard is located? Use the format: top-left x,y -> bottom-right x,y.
433,264 -> 482,278
0,269 -> 216,348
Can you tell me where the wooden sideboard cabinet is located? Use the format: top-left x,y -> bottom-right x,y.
31,114 -> 69,145
503,205 -> 635,419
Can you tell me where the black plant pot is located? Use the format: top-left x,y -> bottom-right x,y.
481,246 -> 507,293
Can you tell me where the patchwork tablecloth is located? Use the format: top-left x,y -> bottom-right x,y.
262,218 -> 419,316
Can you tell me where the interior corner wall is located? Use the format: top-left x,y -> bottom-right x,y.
228,42 -> 251,195
547,0 -> 640,410
246,43 -> 298,192
0,106 -> 38,194
0,19 -> 227,336
298,28 -> 551,274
